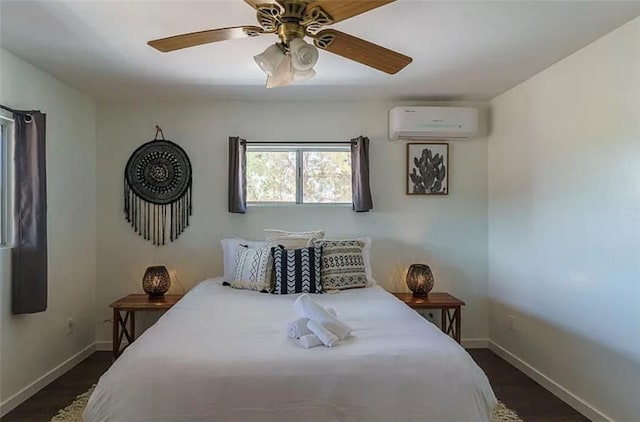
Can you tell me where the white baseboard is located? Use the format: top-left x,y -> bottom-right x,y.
0,343 -> 96,417
95,340 -> 131,351
95,340 -> 112,351
462,338 -> 489,349
489,340 -> 612,422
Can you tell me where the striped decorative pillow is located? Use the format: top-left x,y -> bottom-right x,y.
271,245 -> 322,294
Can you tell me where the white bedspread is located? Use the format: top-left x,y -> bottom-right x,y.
85,279 -> 496,422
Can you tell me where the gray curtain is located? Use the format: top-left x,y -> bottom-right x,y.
351,136 -> 373,212
12,111 -> 48,314
228,136 -> 247,214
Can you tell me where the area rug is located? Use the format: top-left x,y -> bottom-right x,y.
50,385 -> 524,422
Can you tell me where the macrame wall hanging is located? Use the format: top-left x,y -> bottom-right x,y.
124,126 -> 192,245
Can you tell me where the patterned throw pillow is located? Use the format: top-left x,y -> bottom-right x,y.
221,238 -> 266,282
231,246 -> 273,292
265,229 -> 325,249
271,245 -> 322,294
314,239 -> 368,290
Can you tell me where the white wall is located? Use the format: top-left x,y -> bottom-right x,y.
95,101 -> 490,343
0,49 -> 97,411
488,18 -> 640,422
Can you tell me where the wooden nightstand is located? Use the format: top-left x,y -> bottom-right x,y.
109,294 -> 183,359
393,292 -> 465,344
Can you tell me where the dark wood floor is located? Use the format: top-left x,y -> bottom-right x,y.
1,352 -> 111,422
469,349 -> 589,422
2,349 -> 588,422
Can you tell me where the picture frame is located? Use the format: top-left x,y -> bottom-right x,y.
406,143 -> 449,195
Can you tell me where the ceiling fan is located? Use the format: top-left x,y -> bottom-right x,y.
147,0 -> 412,88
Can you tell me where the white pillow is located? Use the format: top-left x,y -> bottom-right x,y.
221,238 -> 266,282
264,229 -> 325,240
231,246 -> 273,292
359,237 -> 375,285
264,229 -> 325,249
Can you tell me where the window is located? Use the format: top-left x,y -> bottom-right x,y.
0,114 -> 11,246
247,144 -> 351,205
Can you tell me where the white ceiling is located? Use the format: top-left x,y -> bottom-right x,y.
1,1 -> 638,101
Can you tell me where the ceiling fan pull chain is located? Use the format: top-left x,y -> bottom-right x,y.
154,125 -> 165,141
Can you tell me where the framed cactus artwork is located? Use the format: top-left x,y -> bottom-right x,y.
407,143 -> 449,195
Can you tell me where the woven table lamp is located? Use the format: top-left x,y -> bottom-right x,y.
142,266 -> 171,298
406,264 -> 435,296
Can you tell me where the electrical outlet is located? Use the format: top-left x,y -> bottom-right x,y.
419,310 -> 436,324
508,315 -> 516,331
66,317 -> 75,335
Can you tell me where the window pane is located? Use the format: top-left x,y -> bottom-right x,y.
303,151 -> 351,203
247,150 -> 296,202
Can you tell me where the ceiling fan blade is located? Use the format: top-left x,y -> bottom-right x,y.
244,0 -> 283,14
243,0 -> 283,32
305,0 -> 395,24
148,26 -> 264,52
244,0 -> 262,8
313,29 -> 412,74
244,0 -> 279,8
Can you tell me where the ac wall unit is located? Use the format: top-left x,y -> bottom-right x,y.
389,106 -> 479,140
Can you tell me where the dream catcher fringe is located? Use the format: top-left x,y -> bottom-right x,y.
124,183 -> 192,245
124,126 -> 193,246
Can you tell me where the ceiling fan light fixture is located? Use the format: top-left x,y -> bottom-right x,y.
254,43 -> 286,77
293,68 -> 316,82
289,38 -> 319,72
148,1 -> 413,83
266,54 -> 294,88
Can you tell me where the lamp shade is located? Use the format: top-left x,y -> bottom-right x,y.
289,38 -> 318,72
266,54 -> 294,88
406,264 -> 434,296
293,68 -> 316,82
142,266 -> 171,297
254,43 -> 286,77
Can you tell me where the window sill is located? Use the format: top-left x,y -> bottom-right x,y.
248,203 -> 352,208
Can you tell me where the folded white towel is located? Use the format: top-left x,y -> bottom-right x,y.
294,294 -> 351,340
286,318 -> 312,339
321,320 -> 351,341
307,320 -> 339,347
298,334 -> 323,349
286,307 -> 337,341
286,307 -> 337,340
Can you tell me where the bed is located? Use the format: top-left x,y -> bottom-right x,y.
84,278 -> 496,421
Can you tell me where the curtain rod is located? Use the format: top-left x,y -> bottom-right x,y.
245,141 -> 353,145
0,104 -> 38,116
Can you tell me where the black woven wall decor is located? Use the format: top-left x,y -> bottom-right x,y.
124,127 -> 192,245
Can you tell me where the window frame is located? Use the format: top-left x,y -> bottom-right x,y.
0,111 -> 14,246
246,143 -> 352,206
